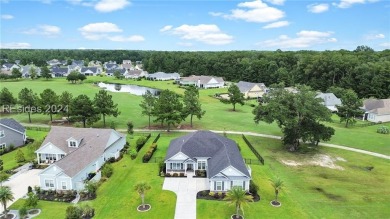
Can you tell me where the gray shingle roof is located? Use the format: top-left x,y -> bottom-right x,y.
181,75 -> 224,84
236,81 -> 266,93
165,131 -> 250,178
41,126 -> 124,177
0,118 -> 25,134
316,93 -> 342,106
363,99 -> 390,115
51,67 -> 68,74
148,72 -> 180,79
80,67 -> 98,73
106,68 -> 126,74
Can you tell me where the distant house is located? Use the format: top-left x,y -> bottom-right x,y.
21,65 -> 41,78
80,67 -> 102,76
362,99 -> 390,123
51,66 -> 68,77
47,59 -> 62,66
0,118 -> 27,150
236,81 -> 268,98
104,63 -> 119,71
180,75 -> 225,89
67,64 -> 82,73
72,60 -> 84,67
123,60 -> 132,65
316,93 -> 342,112
36,126 -> 126,191
165,131 -> 251,192
124,70 -> 148,79
2,63 -> 20,71
147,72 -> 180,81
106,68 -> 127,77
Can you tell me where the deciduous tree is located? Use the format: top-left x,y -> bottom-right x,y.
40,66 -> 52,80
221,84 -> 244,111
94,90 -> 120,127
336,89 -> 363,127
139,90 -> 156,129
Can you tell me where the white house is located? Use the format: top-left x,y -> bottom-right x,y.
164,131 -> 251,192
180,75 -> 225,89
236,81 -> 268,98
147,72 -> 180,81
124,70 -> 148,79
36,126 -> 126,191
362,99 -> 390,123
80,67 -> 102,76
316,92 -> 342,112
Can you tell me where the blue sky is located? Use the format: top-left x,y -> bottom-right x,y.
1,0 -> 389,51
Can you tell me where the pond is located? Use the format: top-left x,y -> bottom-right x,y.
97,82 -> 160,96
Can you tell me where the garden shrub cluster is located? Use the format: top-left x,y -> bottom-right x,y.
35,187 -> 77,202
66,204 -> 95,219
136,133 -> 151,152
195,170 -> 206,177
101,163 -> 113,178
142,143 -> 157,163
377,126 -> 389,134
165,172 -> 185,177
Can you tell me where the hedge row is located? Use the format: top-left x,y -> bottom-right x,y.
142,143 -> 157,163
136,133 -> 151,152
153,133 -> 161,143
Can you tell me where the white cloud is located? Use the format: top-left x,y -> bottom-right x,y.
161,24 -> 233,45
264,0 -> 285,5
379,42 -> 390,48
307,3 -> 329,13
365,33 -> 385,40
0,42 -> 31,49
257,30 -> 337,48
22,25 -> 61,37
160,25 -> 173,32
212,0 -> 285,23
79,22 -> 143,42
262,21 -> 289,29
94,0 -> 130,13
107,35 -> 145,42
1,14 -> 14,20
334,0 -> 377,8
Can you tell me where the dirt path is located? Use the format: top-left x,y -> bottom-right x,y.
22,123 -> 389,160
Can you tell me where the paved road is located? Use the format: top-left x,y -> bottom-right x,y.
163,174 -> 209,219
22,123 -> 389,159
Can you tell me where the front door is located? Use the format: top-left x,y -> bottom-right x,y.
187,163 -> 193,171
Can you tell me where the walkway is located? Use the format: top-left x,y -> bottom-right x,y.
22,123 -> 389,159
162,175 -> 209,219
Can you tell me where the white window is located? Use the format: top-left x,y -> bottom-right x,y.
232,181 -> 243,189
69,141 -> 77,147
170,163 -> 183,170
0,130 -> 4,138
197,161 -> 206,170
61,181 -> 67,190
45,179 -> 54,188
216,181 -> 223,191
0,143 -> 6,150
44,154 -> 57,161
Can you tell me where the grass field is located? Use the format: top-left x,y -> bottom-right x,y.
1,77 -> 389,155
9,132 -> 390,218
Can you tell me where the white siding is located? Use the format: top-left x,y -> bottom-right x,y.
36,143 -> 66,154
103,136 -> 125,159
72,156 -> 105,191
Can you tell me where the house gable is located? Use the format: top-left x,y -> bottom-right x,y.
165,152 -> 189,161
207,78 -> 219,85
40,164 -> 66,176
220,165 -> 249,177
35,142 -> 66,155
249,84 -> 263,92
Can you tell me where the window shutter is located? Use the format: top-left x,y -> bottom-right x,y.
243,181 -> 246,190
222,182 -> 224,191
231,181 -> 233,189
214,181 -> 216,191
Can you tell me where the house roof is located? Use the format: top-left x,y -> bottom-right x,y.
181,75 -> 224,84
2,63 -> 17,69
316,93 -> 342,107
80,67 -> 98,73
0,118 -> 25,134
106,68 -> 126,74
364,99 -> 390,115
148,72 -> 180,78
21,65 -> 41,74
236,81 -> 266,93
40,126 -> 124,177
125,70 -> 143,76
72,60 -> 84,66
51,67 -> 68,74
122,63 -> 132,70
104,63 -> 118,69
165,131 -> 250,178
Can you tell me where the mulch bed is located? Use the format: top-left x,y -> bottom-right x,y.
137,204 -> 151,212
196,190 -> 260,202
270,200 -> 281,207
0,213 -> 15,219
231,215 -> 244,219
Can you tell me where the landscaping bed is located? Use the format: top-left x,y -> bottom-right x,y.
196,190 -> 260,202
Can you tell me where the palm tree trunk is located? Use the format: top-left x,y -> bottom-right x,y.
141,194 -> 145,208
236,205 -> 239,218
275,190 -> 279,202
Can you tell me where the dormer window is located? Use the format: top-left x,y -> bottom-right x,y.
69,141 -> 77,147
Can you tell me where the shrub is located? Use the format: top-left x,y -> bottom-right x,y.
102,163 -> 113,178
129,149 -> 137,160
19,206 -> 28,217
201,190 -> 208,196
15,149 -> 25,163
136,136 -> 146,152
159,161 -> 166,175
249,180 -> 259,195
107,157 -> 116,163
142,143 -> 157,163
34,186 -> 41,194
172,173 -> 178,177
127,121 -> 134,135
179,173 -> 185,177
377,126 -> 389,134
217,192 -> 223,198
66,206 -> 82,219
25,192 -> 39,208
165,173 -> 171,177
209,192 -> 215,197
80,204 -> 95,218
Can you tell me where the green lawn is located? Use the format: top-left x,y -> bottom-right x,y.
197,136 -> 390,219
1,130 -> 47,171
1,77 -> 389,155
9,132 -> 390,218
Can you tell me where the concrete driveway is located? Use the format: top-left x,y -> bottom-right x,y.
163,176 -> 209,219
3,169 -> 41,206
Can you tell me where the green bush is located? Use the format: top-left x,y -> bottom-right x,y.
102,163 -> 114,178
129,149 -> 137,160
66,206 -> 82,219
249,180 -> 259,195
136,136 -> 147,151
142,143 -> 157,163
377,126 -> 389,134
19,206 -> 28,217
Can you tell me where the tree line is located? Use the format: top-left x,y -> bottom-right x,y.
1,46 -> 389,99
0,88 -> 119,128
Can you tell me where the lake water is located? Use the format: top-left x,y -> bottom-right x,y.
97,82 -> 160,96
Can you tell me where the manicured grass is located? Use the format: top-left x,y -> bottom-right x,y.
10,200 -> 70,219
1,130 -> 47,171
197,136 -> 390,219
1,77 -> 389,155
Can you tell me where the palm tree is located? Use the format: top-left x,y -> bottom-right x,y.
0,186 -> 14,216
224,187 -> 253,219
134,182 -> 151,208
270,178 -> 284,203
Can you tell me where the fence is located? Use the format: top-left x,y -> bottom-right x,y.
242,134 -> 264,165
153,133 -> 161,143
243,158 -> 262,165
25,126 -> 50,132
149,157 -> 164,163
